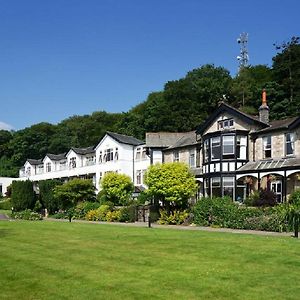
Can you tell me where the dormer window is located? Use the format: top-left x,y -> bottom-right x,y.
218,118 -> 234,130
285,133 -> 295,156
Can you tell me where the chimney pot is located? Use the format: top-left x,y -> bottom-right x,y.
259,89 -> 269,124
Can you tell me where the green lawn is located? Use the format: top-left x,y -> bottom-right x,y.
0,221 -> 299,300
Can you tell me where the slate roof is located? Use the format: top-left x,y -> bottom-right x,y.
71,146 -> 95,155
166,131 -> 199,150
236,157 -> 300,173
45,153 -> 66,161
27,159 -> 43,166
145,132 -> 189,148
106,131 -> 144,146
254,116 -> 299,134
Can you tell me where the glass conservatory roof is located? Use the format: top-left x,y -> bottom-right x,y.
255,159 -> 286,170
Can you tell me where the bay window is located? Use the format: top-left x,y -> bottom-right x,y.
222,135 -> 234,159
204,139 -> 209,162
211,137 -> 221,160
236,136 -> 247,159
223,177 -> 235,199
211,177 -> 221,197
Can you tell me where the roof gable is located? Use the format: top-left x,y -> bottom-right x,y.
196,102 -> 267,135
26,159 -> 43,166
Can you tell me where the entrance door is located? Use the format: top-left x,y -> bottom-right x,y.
271,181 -> 282,202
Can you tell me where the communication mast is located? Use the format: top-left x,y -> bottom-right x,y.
237,33 -> 249,72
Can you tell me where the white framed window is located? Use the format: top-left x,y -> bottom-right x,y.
204,139 -> 209,162
285,133 -> 295,156
59,161 -> 67,170
142,148 -> 147,159
236,136 -> 247,159
26,166 -> 31,176
86,156 -> 95,166
136,147 -> 141,160
211,177 -> 221,197
218,118 -> 234,130
263,136 -> 272,158
46,162 -> 51,172
104,148 -> 113,162
69,157 -> 76,168
189,151 -> 195,167
99,151 -> 103,163
223,176 -> 235,199
136,170 -> 142,185
114,148 -> 119,160
223,135 -> 235,158
38,165 -> 44,174
173,150 -> 179,162
211,137 -> 221,160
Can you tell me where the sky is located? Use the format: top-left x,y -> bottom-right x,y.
0,0 -> 299,131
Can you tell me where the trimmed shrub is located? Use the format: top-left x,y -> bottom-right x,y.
289,189 -> 300,206
53,178 -> 96,210
39,179 -> 62,214
193,197 -> 289,232
11,180 -> 36,211
255,189 -> 277,207
158,209 -> 189,225
0,198 -> 12,210
105,210 -> 122,222
100,172 -> 134,206
73,201 -> 100,219
12,209 -> 43,221
51,212 -> 68,219
118,205 -> 137,222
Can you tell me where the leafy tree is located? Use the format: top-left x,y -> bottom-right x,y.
145,162 -> 197,211
53,178 -> 95,210
287,189 -> 300,238
39,179 -> 63,214
231,65 -> 272,109
100,172 -> 134,206
11,180 -> 36,211
272,36 -> 300,116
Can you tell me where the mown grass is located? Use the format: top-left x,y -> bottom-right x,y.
0,220 -> 299,300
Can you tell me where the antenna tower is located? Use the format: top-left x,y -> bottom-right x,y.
237,33 -> 249,72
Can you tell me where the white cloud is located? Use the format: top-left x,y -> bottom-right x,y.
0,121 -> 14,131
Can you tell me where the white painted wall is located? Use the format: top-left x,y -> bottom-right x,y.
0,177 -> 15,196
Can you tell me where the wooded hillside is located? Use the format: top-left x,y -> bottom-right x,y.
1,37 -> 299,177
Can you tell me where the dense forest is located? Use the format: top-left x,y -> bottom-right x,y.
1,37 -> 300,177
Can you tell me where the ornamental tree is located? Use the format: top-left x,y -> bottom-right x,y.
145,162 -> 197,210
53,178 -> 95,210
100,172 -> 134,206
